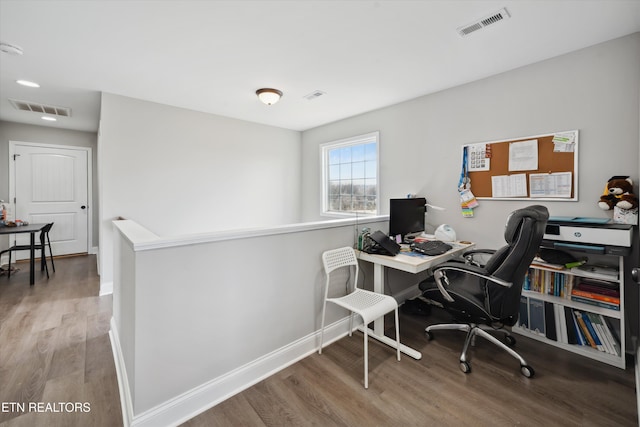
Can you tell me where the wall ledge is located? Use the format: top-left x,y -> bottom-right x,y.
113,215 -> 388,252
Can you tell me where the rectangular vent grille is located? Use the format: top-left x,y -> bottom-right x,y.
304,90 -> 326,101
457,7 -> 510,37
9,99 -> 72,117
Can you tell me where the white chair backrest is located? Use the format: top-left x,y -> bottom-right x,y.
322,247 -> 358,274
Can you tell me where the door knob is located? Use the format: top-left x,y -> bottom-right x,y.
81,205 -> 86,209
632,267 -> 639,284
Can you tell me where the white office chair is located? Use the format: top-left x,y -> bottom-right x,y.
318,246 -> 401,388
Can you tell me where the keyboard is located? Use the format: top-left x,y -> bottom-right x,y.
411,240 -> 452,256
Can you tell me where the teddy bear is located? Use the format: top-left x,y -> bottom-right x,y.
598,176 -> 639,210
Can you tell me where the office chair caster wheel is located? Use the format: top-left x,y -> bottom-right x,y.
504,335 -> 516,347
520,364 -> 535,378
459,361 -> 471,374
425,330 -> 434,341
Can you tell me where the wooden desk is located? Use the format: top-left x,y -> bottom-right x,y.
0,223 -> 47,285
357,241 -> 475,359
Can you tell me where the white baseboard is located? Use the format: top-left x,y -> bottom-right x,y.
99,281 -> 113,296
109,319 -> 134,427
109,316 -> 355,427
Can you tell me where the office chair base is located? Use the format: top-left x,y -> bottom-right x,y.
425,323 -> 534,377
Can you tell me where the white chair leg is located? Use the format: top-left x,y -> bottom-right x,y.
318,302 -> 327,354
363,326 -> 369,389
394,308 -> 401,361
348,312 -> 354,337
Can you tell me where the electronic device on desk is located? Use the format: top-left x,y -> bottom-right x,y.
363,230 -> 401,256
411,240 -> 452,256
389,197 -> 426,243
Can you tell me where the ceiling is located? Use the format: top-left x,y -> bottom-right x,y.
1,1 -> 639,133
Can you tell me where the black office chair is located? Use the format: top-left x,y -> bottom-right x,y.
5,222 -> 56,279
418,205 -> 548,377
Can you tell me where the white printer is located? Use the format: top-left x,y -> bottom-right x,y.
542,217 -> 632,256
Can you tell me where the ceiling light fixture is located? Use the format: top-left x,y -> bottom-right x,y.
41,116 -> 57,122
256,88 -> 283,105
16,80 -> 40,88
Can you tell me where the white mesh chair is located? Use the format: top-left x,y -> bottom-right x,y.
318,246 -> 400,388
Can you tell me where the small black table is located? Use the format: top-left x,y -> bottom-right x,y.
0,223 -> 47,285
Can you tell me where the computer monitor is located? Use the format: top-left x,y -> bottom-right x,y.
389,197 -> 427,242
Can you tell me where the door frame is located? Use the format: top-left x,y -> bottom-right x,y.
8,140 -> 93,256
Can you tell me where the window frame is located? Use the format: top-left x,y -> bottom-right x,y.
320,131 -> 380,217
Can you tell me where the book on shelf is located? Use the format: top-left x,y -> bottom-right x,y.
586,312 -> 618,356
571,289 -> 620,305
531,257 -> 566,271
578,311 -> 605,352
571,264 -> 619,280
574,311 -> 598,350
517,299 -> 622,356
570,295 -> 620,311
574,279 -> 620,297
525,268 -> 574,297
571,309 -> 587,346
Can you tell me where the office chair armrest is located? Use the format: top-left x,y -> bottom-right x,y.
463,249 -> 496,267
432,262 -> 513,302
463,249 -> 496,257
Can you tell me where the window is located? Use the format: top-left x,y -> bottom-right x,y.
321,132 -> 379,216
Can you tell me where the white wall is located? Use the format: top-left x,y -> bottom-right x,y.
98,94 -> 302,287
301,33 -> 640,250
111,216 -> 387,426
0,121 -> 99,251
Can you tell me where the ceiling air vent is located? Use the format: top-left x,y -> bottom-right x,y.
303,90 -> 326,101
9,99 -> 72,117
457,7 -> 511,37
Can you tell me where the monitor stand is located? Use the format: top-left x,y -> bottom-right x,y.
404,231 -> 422,243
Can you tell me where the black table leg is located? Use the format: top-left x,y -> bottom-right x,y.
29,232 -> 35,286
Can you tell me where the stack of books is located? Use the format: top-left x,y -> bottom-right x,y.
572,310 -> 621,356
570,278 -> 620,311
517,296 -> 621,356
524,268 -> 574,297
570,264 -> 619,281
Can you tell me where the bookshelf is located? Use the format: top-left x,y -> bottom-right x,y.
513,250 -> 626,369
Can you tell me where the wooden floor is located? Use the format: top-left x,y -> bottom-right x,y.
1,255 -> 637,426
0,255 -> 121,427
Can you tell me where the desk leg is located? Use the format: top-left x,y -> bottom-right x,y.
361,263 -> 422,360
29,232 -> 35,286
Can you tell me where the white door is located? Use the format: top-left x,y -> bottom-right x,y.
11,143 -> 89,256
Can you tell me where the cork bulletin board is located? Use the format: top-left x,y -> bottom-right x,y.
464,130 -> 578,201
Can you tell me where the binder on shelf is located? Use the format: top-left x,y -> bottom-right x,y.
544,301 -> 557,341
529,298 -> 545,336
518,296 -> 529,329
564,306 -> 579,344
